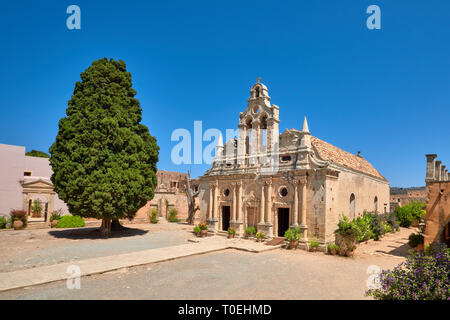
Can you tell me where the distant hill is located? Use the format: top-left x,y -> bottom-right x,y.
390,186 -> 425,195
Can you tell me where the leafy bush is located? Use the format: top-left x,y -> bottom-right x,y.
245,226 -> 256,236
149,208 -> 158,224
327,243 -> 340,252
366,245 -> 449,300
0,216 -> 6,229
284,227 -> 302,241
50,211 -> 62,222
335,215 -> 359,238
256,232 -> 265,239
384,212 -> 400,232
55,215 -> 85,228
364,212 -> 385,240
309,238 -> 319,247
168,208 -> 180,223
383,222 -> 392,234
408,233 -> 424,248
354,215 -> 374,242
395,201 -> 426,228
227,227 -> 236,235
193,226 -> 200,233
198,222 -> 208,230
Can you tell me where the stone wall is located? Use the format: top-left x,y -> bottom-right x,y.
424,154 -> 450,247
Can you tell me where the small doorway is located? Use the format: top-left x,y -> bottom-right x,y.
277,208 -> 290,237
222,206 -> 231,231
441,222 -> 450,248
247,207 -> 256,228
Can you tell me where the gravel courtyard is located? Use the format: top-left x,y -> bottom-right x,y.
0,225 -> 414,300
0,222 -> 194,272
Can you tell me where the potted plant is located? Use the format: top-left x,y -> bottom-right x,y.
193,226 -> 201,237
227,227 -> 236,239
10,210 -> 27,230
309,238 -> 320,252
327,243 -> 340,255
284,227 -> 302,250
31,200 -> 43,218
335,215 -> 358,257
49,211 -> 61,228
255,232 -> 265,242
199,221 -> 208,237
245,226 -> 256,239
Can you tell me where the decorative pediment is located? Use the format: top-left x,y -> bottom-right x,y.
22,179 -> 53,188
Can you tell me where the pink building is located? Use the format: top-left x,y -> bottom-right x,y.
0,143 -> 69,221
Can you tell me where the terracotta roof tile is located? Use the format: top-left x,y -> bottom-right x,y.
311,136 -> 387,181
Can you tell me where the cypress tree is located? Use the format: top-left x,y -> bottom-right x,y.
49,58 -> 159,236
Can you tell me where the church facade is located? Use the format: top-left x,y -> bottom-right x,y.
198,80 -> 390,244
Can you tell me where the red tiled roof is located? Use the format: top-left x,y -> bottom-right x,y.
311,136 -> 387,181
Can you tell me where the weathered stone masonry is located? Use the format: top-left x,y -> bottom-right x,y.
424,154 -> 450,247
197,80 -> 390,245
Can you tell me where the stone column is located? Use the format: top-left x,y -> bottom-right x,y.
232,183 -> 237,222
237,182 -> 243,221
266,179 -> 273,237
435,161 -> 442,181
425,154 -> 437,182
237,124 -> 247,166
292,180 -> 299,227
299,176 -> 308,239
208,185 -> 213,219
259,184 -> 265,224
441,165 -> 446,182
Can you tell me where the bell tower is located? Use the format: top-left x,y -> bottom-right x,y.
237,78 -> 280,167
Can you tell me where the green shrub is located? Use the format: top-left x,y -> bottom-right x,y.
384,212 -> 400,232
193,226 -> 200,233
168,208 -> 180,223
227,227 -> 236,235
363,212 -> 385,240
0,216 -> 6,229
309,238 -> 319,247
354,215 -> 373,243
55,215 -> 85,228
383,222 -> 392,234
395,201 -> 426,228
335,215 -> 359,238
149,208 -> 158,224
408,233 -> 424,248
245,226 -> 257,236
327,243 -> 340,252
256,232 -> 265,239
284,227 -> 302,241
50,211 -> 62,222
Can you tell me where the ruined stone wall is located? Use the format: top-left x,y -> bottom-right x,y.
424,181 -> 450,246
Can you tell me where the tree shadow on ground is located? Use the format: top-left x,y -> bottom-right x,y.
374,241 -> 412,258
48,226 -> 149,240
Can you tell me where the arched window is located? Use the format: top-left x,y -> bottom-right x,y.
349,193 -> 356,218
374,196 -> 378,213
255,87 -> 260,98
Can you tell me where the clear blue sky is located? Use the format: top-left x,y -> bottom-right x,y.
1,0 -> 449,187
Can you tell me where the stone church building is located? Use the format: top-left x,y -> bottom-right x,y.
198,80 -> 390,244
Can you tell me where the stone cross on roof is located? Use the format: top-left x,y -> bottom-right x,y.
257,77 -> 261,83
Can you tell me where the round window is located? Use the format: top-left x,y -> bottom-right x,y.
280,187 -> 288,197
224,189 -> 230,197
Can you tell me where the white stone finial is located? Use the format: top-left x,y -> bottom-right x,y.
257,77 -> 261,83
302,116 -> 309,133
217,134 -> 223,147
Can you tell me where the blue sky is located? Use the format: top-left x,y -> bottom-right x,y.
1,0 -> 449,186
